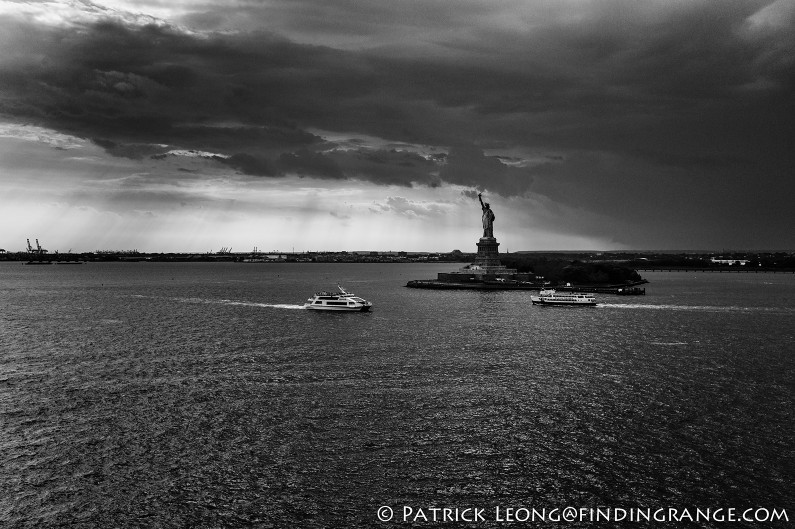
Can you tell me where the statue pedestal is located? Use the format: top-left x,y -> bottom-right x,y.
475,237 -> 501,268
440,236 -> 517,277
431,234 -> 533,284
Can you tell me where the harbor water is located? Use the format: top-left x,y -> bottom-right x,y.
1,263 -> 793,527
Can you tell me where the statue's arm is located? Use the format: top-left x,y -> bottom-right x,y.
478,193 -> 484,208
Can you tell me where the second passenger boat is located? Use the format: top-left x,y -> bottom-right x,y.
531,289 -> 597,306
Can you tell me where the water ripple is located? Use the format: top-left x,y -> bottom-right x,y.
1,264 -> 792,527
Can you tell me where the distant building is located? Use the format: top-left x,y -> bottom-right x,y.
710,258 -> 748,266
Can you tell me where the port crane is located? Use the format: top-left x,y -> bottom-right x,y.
26,238 -> 48,255
23,238 -> 51,264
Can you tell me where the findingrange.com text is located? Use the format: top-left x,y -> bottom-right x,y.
376,506 -> 790,524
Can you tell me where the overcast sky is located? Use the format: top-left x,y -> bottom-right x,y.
1,0 -> 793,252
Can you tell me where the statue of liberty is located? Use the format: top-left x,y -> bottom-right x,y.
478,193 -> 495,238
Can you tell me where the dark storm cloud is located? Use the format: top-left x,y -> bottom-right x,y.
1,0 -> 793,247
221,154 -> 279,177
0,20 -> 332,145
218,147 -> 439,187
92,138 -> 169,159
278,149 -> 344,180
3,4 -> 791,168
219,149 -> 345,180
440,144 -> 533,197
0,14 -> 451,187
330,149 -> 440,187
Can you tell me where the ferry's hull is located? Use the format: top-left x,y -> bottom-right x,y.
531,297 -> 596,306
305,304 -> 372,312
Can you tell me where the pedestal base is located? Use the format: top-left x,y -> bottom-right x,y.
475,237 -> 502,268
437,236 -> 519,278
419,235 -> 535,286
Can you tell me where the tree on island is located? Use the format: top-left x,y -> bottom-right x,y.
500,255 -> 643,285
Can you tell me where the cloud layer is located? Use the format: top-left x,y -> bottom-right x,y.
1,0 -> 793,248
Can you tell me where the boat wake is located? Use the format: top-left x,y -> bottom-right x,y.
222,301 -> 306,310
130,295 -> 306,310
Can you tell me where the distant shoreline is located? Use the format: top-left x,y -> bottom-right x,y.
636,268 -> 795,274
2,250 -> 794,273
4,260 -> 791,274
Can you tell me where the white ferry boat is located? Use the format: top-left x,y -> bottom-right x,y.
531,289 -> 597,306
304,286 -> 373,312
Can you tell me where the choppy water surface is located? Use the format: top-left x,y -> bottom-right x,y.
1,263 -> 793,527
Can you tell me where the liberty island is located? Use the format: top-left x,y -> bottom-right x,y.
407,194 -> 544,289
